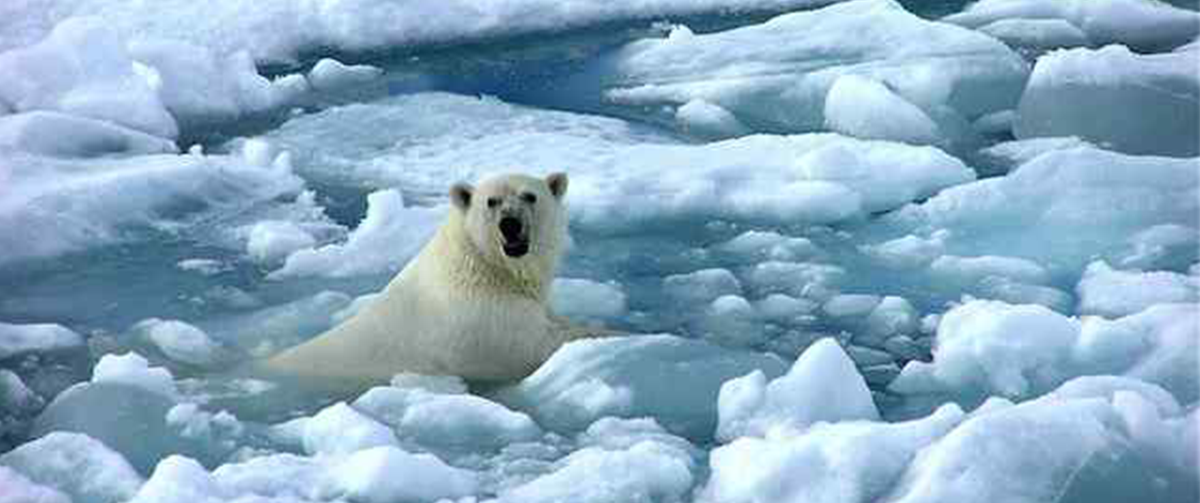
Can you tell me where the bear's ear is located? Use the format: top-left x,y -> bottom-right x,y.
450,182 -> 473,211
546,172 -> 568,200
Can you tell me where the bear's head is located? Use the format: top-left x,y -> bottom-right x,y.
450,172 -> 569,267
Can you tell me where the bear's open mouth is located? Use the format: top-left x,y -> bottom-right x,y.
503,240 -> 530,258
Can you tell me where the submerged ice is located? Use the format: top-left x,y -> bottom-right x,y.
2,0 -> 1199,502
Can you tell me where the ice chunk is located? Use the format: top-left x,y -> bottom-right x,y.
591,0 -> 1027,143
674,99 -> 749,139
269,189 -> 443,279
715,230 -> 821,263
92,352 -> 178,399
353,385 -> 542,451
717,338 -> 878,441
945,0 -> 1200,52
891,300 -> 1200,404
128,41 -> 304,127
865,296 -> 919,340
663,269 -> 742,305
125,455 -> 221,503
0,466 -> 70,503
307,58 -> 382,92
551,278 -> 628,322
1076,261 -> 1197,317
891,146 -> 1199,270
318,446 -> 477,503
974,136 -> 1092,175
928,254 -> 1049,285
1121,224 -> 1199,269
498,440 -> 693,503
0,111 -> 177,157
743,261 -> 845,300
0,17 -> 177,139
884,386 -> 1196,503
0,150 -> 303,266
702,404 -> 964,503
132,318 -> 221,366
1015,45 -> 1199,157
859,232 -> 947,269
822,295 -> 880,318
496,334 -> 787,440
823,75 -> 943,146
241,220 -> 317,264
0,432 -> 143,503
303,402 -> 397,457
0,322 -> 83,359
32,382 -> 174,474
977,18 -> 1090,53
211,453 -> 322,500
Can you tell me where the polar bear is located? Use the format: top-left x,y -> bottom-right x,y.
263,172 -> 598,383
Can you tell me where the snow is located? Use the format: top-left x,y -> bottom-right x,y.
1015,45 -> 1200,157
0,432 -> 143,503
944,0 -> 1200,52
497,335 -> 788,440
717,338 -> 878,441
0,323 -> 83,359
1076,261 -> 1198,317
589,0 -> 1028,145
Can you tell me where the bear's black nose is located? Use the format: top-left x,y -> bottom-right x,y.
499,216 -> 523,241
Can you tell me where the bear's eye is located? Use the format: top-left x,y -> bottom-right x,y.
521,192 -> 537,204
487,197 -> 501,209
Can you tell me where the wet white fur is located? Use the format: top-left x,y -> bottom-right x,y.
264,173 -> 591,382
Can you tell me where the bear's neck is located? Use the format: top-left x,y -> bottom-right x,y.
436,219 -> 554,303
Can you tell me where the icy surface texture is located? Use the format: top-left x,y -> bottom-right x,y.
1015,45 -> 1199,157
496,335 -> 788,440
0,0 -> 846,63
890,300 -> 1199,405
717,338 -> 878,441
584,0 -> 1028,147
944,0 -> 1200,52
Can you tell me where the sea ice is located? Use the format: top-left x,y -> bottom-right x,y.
890,300 -> 1199,405
0,17 -> 177,139
1076,261 -> 1198,317
0,431 -> 143,503
550,278 -> 629,323
944,0 -> 1200,52
587,0 -> 1027,145
717,338 -> 878,441
497,440 -> 694,503
0,466 -> 70,503
0,322 -> 84,359
302,402 -> 397,457
131,318 -> 223,366
496,334 -> 787,440
317,446 -> 478,503
881,146 -> 1199,272
353,385 -> 543,452
702,404 -> 964,503
0,112 -> 178,157
307,58 -> 383,92
1015,45 -> 1199,157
